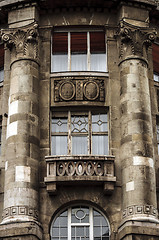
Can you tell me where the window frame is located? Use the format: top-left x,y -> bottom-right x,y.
50,205 -> 110,240
51,109 -> 109,156
51,27 -> 108,73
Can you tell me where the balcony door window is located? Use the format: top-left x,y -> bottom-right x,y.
50,205 -> 110,240
51,30 -> 107,72
51,111 -> 108,155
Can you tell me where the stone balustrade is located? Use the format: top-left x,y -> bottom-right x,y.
44,155 -> 116,194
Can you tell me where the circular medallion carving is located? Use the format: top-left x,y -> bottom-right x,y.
60,81 -> 75,101
84,81 -> 99,100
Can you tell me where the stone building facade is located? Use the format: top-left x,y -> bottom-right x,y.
0,0 -> 158,239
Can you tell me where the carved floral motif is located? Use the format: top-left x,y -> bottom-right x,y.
1,23 -> 39,61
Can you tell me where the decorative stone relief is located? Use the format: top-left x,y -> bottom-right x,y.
117,20 -> 157,59
54,78 -> 105,102
1,22 -> 39,61
2,206 -> 38,220
122,205 -> 158,219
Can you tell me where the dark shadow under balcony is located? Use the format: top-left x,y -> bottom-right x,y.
44,155 -> 116,195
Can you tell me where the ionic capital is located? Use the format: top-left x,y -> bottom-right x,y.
117,20 -> 157,60
1,22 -> 39,61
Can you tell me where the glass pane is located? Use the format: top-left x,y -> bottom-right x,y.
53,218 -> 59,227
60,217 -> 67,227
71,115 -> 88,133
90,54 -> 107,72
94,216 -> 101,226
52,227 -> 59,236
60,227 -> 67,236
76,227 -> 84,236
0,69 -> 4,82
72,226 -> 89,238
51,54 -> 68,72
52,118 -> 68,133
92,114 -> 107,132
92,135 -> 108,155
72,136 -> 88,154
154,73 -> 159,82
71,54 -> 87,71
102,227 -> 109,236
51,136 -> 67,155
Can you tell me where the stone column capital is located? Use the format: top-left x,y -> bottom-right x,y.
1,22 -> 39,62
117,20 -> 157,60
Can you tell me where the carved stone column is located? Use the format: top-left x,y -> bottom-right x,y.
0,23 -> 42,239
118,20 -> 159,239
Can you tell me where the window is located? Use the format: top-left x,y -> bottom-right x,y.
50,205 -> 110,240
51,111 -> 108,155
0,44 -> 4,83
51,30 -> 107,72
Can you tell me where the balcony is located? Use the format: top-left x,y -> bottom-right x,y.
44,155 -> 116,195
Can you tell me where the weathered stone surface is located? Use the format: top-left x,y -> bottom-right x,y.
0,1 -> 158,240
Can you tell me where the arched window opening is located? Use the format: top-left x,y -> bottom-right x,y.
50,205 -> 110,240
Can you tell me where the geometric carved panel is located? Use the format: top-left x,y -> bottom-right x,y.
54,78 -> 105,102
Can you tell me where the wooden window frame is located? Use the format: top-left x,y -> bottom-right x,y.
51,28 -> 107,72
51,110 -> 109,155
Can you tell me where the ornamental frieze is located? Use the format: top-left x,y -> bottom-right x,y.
122,205 -> 158,219
117,20 -> 157,59
1,22 -> 39,61
54,78 -> 105,103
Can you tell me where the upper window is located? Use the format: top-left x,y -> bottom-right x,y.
50,205 -> 110,240
51,110 -> 108,155
51,30 -> 107,72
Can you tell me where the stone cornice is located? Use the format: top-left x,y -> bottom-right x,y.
1,22 -> 39,62
117,20 -> 157,60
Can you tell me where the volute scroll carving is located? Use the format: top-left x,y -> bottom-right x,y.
117,20 -> 157,60
1,22 -> 39,61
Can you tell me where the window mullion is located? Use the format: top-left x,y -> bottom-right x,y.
89,207 -> 93,240
87,32 -> 90,71
68,111 -> 71,155
68,32 -> 71,71
68,208 -> 71,240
